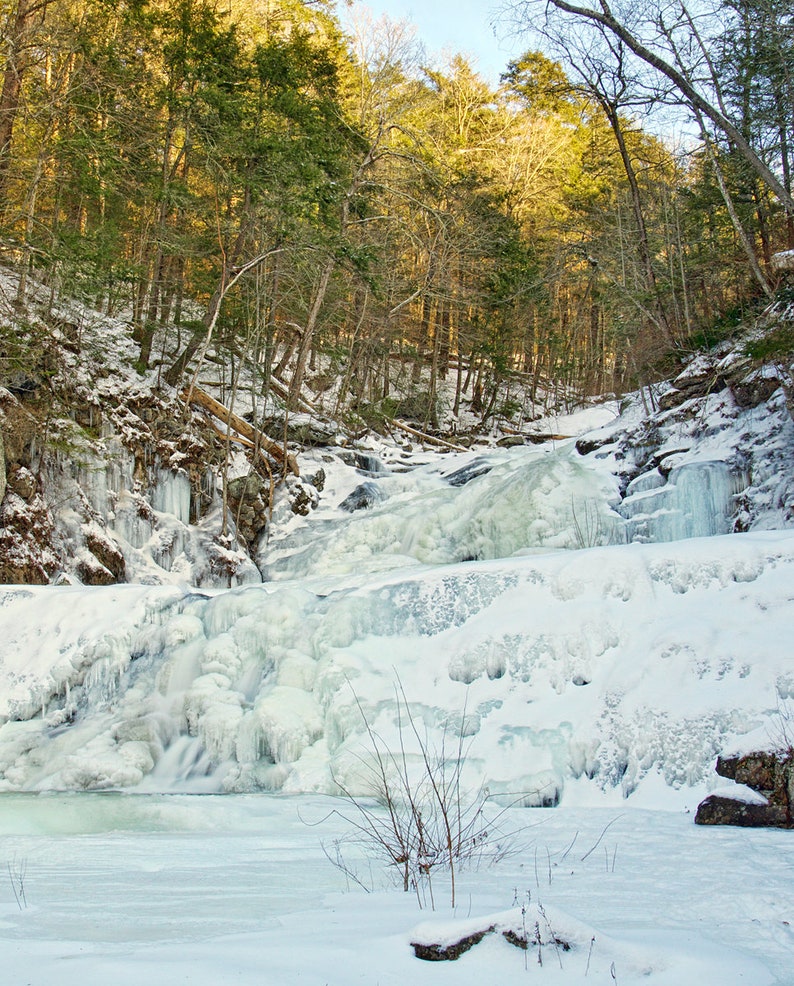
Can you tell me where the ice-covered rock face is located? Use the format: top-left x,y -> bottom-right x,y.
619,460 -> 748,542
0,531 -> 791,805
49,444 -> 260,587
263,440 -> 753,582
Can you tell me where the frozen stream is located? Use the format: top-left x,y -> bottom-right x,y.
0,794 -> 791,984
1,407 -> 794,982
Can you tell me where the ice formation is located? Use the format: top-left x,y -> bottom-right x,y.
619,460 -> 747,542
48,440 -> 260,586
262,435 -> 756,583
0,527 -> 791,804
2,392 -> 792,804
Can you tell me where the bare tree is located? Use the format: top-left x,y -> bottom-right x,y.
503,0 -> 794,214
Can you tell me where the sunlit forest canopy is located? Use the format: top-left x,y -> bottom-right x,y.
1,0 -> 791,411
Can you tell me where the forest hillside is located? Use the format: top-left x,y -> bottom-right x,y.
1,0 -> 793,583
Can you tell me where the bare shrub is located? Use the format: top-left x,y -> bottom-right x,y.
323,679 -> 529,909
7,857 -> 28,910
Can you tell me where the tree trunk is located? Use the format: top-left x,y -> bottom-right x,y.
0,0 -> 36,205
288,257 -> 334,409
697,125 -> 774,299
600,98 -> 675,346
165,247 -> 284,388
0,1 -> 50,209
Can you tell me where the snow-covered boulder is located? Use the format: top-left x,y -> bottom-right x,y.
695,750 -> 794,827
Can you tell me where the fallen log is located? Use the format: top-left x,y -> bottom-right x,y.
389,418 -> 468,452
526,433 -> 571,444
267,375 -> 316,415
180,387 -> 299,476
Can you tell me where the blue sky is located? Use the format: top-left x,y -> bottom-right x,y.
339,0 -> 526,85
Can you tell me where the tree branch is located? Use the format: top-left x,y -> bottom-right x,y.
544,0 -> 794,212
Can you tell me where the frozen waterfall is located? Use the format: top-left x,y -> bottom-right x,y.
619,460 -> 748,542
0,527 -> 791,805
1,433 -> 784,805
263,444 -> 620,582
263,442 -> 747,581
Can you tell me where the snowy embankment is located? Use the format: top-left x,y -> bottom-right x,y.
0,528 -> 791,806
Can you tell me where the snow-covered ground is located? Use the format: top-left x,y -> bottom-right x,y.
1,793 -> 791,984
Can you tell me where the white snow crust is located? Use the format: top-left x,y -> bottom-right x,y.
0,794 -> 789,985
